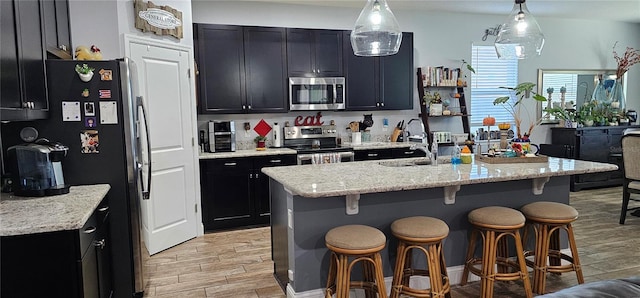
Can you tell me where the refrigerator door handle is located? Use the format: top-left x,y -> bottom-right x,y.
138,96 -> 152,200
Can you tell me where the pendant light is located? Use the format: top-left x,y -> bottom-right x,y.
494,0 -> 545,59
350,0 -> 402,57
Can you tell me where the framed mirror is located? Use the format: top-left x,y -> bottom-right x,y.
537,69 -> 623,122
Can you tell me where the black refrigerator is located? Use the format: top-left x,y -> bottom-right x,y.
22,59 -> 150,297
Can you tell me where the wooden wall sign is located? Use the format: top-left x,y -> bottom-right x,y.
134,0 -> 183,39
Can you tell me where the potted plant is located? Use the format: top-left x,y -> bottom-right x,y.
254,135 -> 267,150
457,59 -> 476,87
425,91 -> 443,115
544,107 -> 577,128
493,82 -> 548,140
75,63 -> 95,82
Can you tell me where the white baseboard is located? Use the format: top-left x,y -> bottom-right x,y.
286,265 -> 481,298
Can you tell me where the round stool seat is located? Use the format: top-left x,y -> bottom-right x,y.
521,201 -> 578,221
391,216 -> 449,239
468,206 -> 525,228
325,225 -> 386,250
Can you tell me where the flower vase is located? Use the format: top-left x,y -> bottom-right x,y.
608,79 -> 625,111
591,77 -> 607,103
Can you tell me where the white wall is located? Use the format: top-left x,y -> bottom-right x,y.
192,1 -> 640,144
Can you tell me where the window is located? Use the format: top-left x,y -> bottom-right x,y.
470,45 -> 518,131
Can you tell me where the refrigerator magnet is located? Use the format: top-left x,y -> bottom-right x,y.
62,101 -> 81,121
80,130 -> 99,154
99,101 -> 118,124
99,89 -> 112,99
84,102 -> 95,116
81,88 -> 90,98
85,117 -> 97,128
99,69 -> 113,81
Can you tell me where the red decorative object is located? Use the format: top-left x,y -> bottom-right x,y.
294,112 -> 324,126
253,119 -> 272,137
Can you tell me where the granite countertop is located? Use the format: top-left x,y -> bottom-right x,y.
0,184 -> 111,236
199,148 -> 297,159
343,141 -> 416,150
261,157 -> 618,198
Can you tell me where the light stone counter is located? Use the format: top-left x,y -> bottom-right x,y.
0,184 -> 110,236
342,141 -> 415,150
262,157 -> 618,198
199,148 -> 297,159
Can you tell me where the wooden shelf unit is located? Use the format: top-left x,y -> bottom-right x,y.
416,67 -> 471,150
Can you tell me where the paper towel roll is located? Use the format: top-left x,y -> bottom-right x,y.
273,123 -> 282,147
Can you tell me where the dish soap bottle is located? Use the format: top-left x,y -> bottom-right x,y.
452,144 -> 462,165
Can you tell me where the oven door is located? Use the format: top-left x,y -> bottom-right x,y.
289,77 -> 344,110
297,151 -> 354,165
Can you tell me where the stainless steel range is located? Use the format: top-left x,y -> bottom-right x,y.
283,125 -> 354,164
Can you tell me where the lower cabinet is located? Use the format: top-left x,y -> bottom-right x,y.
354,147 -> 423,161
200,155 -> 296,231
0,200 -> 112,298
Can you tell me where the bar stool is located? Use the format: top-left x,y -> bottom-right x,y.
324,224 -> 387,298
521,201 -> 584,294
390,216 -> 451,298
460,206 -> 532,298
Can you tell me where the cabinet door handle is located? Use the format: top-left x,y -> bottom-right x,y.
224,162 -> 237,166
83,226 -> 97,234
270,159 -> 282,163
255,173 -> 259,179
98,206 -> 109,212
93,239 -> 106,249
242,105 -> 246,110
368,153 -> 378,157
248,105 -> 252,110
380,102 -> 384,107
404,151 -> 414,155
250,173 -> 254,179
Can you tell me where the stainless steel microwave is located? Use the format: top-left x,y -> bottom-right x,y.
289,77 -> 345,111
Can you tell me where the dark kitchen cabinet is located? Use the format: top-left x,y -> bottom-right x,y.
287,28 -> 343,77
41,0 -> 72,59
253,155 -> 297,225
1,200 -> 112,298
547,126 -> 639,191
200,155 -> 296,230
343,32 -> 413,111
354,148 -> 393,161
1,0 -> 49,121
194,24 -> 287,114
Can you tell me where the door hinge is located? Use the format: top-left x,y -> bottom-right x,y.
187,68 -> 191,78
195,203 -> 198,213
192,137 -> 195,146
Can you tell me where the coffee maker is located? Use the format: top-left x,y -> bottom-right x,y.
7,139 -> 70,197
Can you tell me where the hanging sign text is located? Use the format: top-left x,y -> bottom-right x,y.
134,0 -> 183,39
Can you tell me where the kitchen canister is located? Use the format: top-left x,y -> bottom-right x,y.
352,132 -> 362,145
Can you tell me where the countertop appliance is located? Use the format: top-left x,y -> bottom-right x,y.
289,77 -> 345,111
6,139 -> 70,197
283,125 -> 354,164
208,120 -> 236,152
4,59 -> 151,297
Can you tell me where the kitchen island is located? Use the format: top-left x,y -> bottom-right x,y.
261,157 -> 618,297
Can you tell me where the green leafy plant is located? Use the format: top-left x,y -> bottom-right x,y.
254,135 -> 267,143
493,82 -> 547,139
75,63 -> 94,74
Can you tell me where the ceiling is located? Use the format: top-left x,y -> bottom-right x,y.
243,0 -> 640,23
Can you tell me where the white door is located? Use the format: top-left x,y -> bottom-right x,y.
128,39 -> 198,255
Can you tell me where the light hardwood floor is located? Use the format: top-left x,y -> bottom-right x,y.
142,186 -> 640,297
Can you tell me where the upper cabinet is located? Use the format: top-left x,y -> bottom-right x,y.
1,0 -> 53,121
287,29 -> 343,77
344,32 -> 413,111
195,24 -> 287,114
41,0 -> 72,59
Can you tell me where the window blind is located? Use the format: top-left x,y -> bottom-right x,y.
470,46 -> 518,128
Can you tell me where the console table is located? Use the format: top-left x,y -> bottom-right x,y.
545,126 -> 639,191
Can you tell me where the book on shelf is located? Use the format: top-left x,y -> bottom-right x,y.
420,66 -> 461,87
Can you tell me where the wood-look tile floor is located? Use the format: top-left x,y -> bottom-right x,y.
142,186 -> 640,297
